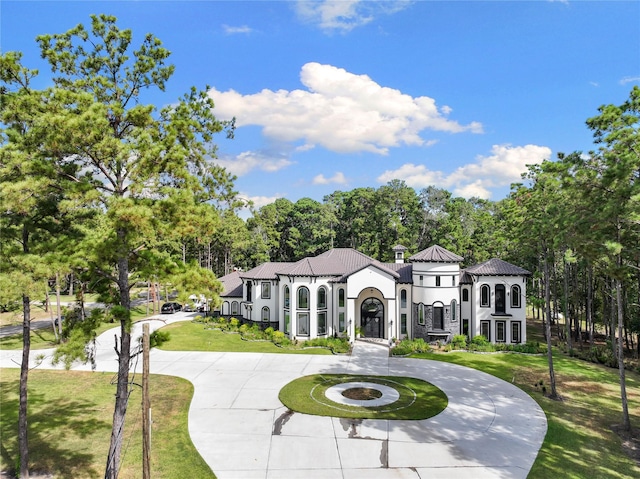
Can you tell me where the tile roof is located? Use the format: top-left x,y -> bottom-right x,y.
383,263 -> 413,283
462,258 -> 531,277
241,262 -> 292,280
409,245 -> 463,263
218,271 -> 243,297
274,248 -> 401,281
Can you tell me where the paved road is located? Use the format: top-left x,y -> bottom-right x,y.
0,314 -> 547,479
0,299 -> 153,338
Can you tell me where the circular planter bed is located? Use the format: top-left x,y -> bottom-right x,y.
278,374 -> 447,420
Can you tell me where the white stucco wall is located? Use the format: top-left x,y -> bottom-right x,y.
470,276 -> 527,344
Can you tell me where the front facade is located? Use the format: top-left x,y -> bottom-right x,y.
217,245 -> 529,344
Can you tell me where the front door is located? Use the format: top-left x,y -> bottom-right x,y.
361,298 -> 384,338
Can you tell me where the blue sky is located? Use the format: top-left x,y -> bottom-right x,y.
2,1 -> 639,213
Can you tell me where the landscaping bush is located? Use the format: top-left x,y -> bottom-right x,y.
150,329 -> 171,348
509,341 -> 545,354
229,317 -> 239,329
272,330 -> 286,344
391,338 -> 431,355
451,334 -> 467,349
470,335 -> 488,347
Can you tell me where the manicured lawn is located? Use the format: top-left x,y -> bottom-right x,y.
0,369 -> 214,479
279,374 -> 447,420
410,349 -> 640,478
157,321 -> 334,354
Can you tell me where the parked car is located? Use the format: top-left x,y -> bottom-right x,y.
161,302 -> 182,314
183,303 -> 197,312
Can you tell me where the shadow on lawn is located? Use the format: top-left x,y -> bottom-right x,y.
0,378 -> 111,478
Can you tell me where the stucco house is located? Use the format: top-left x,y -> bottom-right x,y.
216,245 -> 530,344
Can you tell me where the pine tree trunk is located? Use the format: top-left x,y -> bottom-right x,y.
19,294 -> 30,479
544,246 -> 558,399
563,256 -> 572,350
587,265 -> 594,345
615,277 -> 631,431
105,230 -> 132,479
56,272 -> 63,337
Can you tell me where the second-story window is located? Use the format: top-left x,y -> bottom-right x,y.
262,282 -> 271,299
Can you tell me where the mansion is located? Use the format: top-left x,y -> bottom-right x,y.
217,245 -> 530,345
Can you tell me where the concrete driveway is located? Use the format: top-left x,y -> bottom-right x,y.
0,314 -> 547,478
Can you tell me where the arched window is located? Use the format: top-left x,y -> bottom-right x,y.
284,286 -> 290,308
451,299 -> 457,322
511,285 -> 521,308
262,306 -> 270,322
462,288 -> 469,302
222,301 -> 230,315
317,287 -> 327,309
231,301 -> 239,315
297,287 -> 309,309
480,284 -> 490,307
338,288 -> 345,308
400,289 -> 407,308
246,283 -> 252,302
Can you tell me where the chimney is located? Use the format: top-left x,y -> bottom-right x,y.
392,245 -> 407,264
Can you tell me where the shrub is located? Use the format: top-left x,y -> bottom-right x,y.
413,338 -> 428,352
470,335 -> 488,347
264,327 -> 275,339
272,330 -> 286,344
391,338 -> 431,355
451,334 -> 467,349
238,323 -> 249,334
149,330 -> 170,348
229,317 -> 239,329
509,342 -> 545,354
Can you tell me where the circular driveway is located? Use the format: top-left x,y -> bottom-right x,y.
0,318 -> 547,479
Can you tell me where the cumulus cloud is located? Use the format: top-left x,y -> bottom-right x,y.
208,62 -> 482,155
377,144 -> 551,199
294,0 -> 412,33
245,194 -> 284,209
215,151 -> 294,177
222,24 -> 253,35
312,171 -> 348,185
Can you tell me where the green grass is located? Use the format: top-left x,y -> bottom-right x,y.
0,307 -> 152,351
0,368 -> 214,479
279,374 -> 447,420
407,348 -> 640,478
157,321 -> 333,354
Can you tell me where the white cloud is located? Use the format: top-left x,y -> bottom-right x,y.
245,194 -> 284,209
208,62 -> 482,155
215,151 -> 294,176
620,76 -> 640,85
377,144 -> 551,199
236,193 -> 284,219
312,171 -> 348,185
294,0 -> 411,33
222,24 -> 253,35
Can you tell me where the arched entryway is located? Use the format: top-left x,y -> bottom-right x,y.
361,297 -> 384,338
